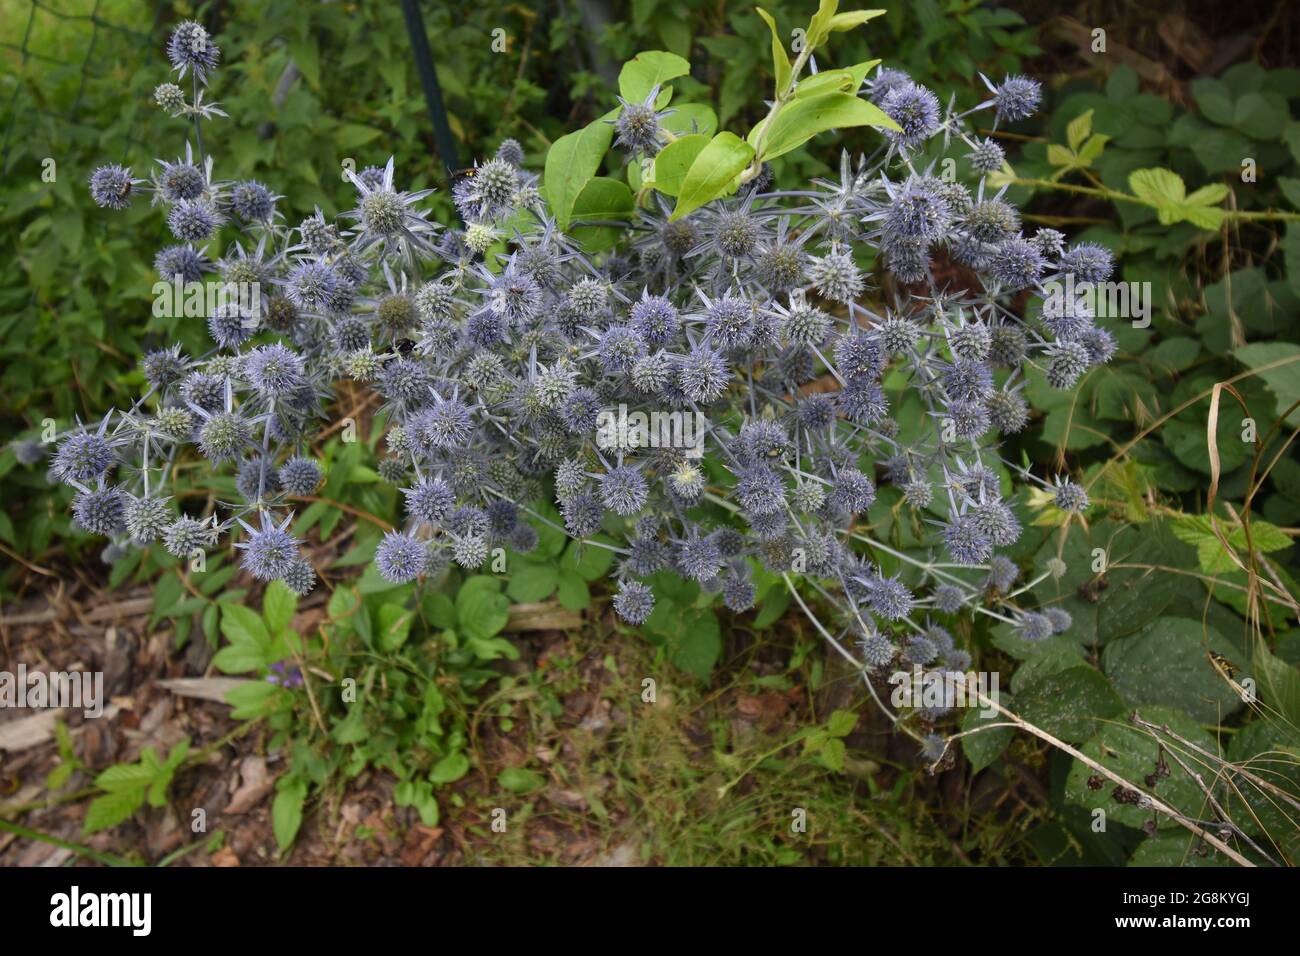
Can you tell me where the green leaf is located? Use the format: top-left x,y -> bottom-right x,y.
1235,342 -> 1300,427
95,764 -> 156,792
507,560 -> 560,602
1067,109 -> 1093,152
262,580 -> 298,637
544,118 -> 615,230
562,538 -> 616,581
826,9 -> 885,31
754,8 -> 791,97
288,35 -> 320,88
660,102 -> 717,138
1065,706 -> 1218,831
272,778 -> 307,852
754,92 -> 899,163
83,789 -> 144,835
649,133 -> 708,197
221,604 -> 270,647
960,699 -> 1016,772
669,131 -> 755,221
224,680 -> 279,719
569,177 -> 634,222
618,50 -> 690,104
456,579 -> 510,640
555,569 -> 589,610
1016,666 -> 1124,743
820,736 -> 846,771
431,752 -> 470,784
211,643 -> 268,674
1128,167 -> 1227,230
827,709 -> 857,737
669,609 -> 722,680
1101,619 -> 1245,723
376,603 -> 414,652
498,766 -> 546,794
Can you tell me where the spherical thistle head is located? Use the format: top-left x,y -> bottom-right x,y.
163,516 -> 218,558
450,532 -> 489,569
837,378 -> 889,425
278,558 -> 315,596
279,457 -> 322,497
992,74 -> 1041,124
600,465 -> 649,516
755,243 -> 807,292
668,459 -> 707,503
613,580 -> 655,625
830,469 -> 876,515
989,236 -> 1044,291
904,634 -> 938,666
464,222 -> 498,254
486,499 -> 518,536
197,411 -> 250,462
345,348 -> 383,382
154,82 -> 185,112
808,248 -> 864,303
1018,611 -> 1053,642
1059,242 -> 1114,284
676,347 -> 730,404
400,476 -> 455,526
614,98 -> 662,154
722,573 -> 756,612
155,244 -> 207,283
565,277 -> 608,319
885,179 -> 952,245
377,357 -> 431,405
509,522 -> 539,553
1045,340 -> 1091,389
677,530 -> 722,582
207,304 -> 255,349
878,315 -> 920,355
89,164 -> 137,210
1031,228 -> 1067,258
942,514 -> 993,565
54,432 -> 115,483
413,397 -> 474,450
884,238 -> 929,285
964,199 -> 1019,245
299,212 -> 338,254
735,466 -> 785,517
125,495 -> 172,543
868,574 -> 915,621
73,485 -> 127,536
985,554 -> 1019,592
597,325 -> 647,374
376,531 -> 429,583
560,491 -> 604,538
1079,327 -> 1117,366
988,325 -> 1027,367
659,218 -> 698,257
947,399 -> 991,441
236,457 -> 281,502
377,456 -> 408,484
415,280 -> 457,321
631,351 -> 673,394
985,390 -> 1029,433
790,480 -> 826,513
229,180 -> 275,222
156,160 -> 206,202
376,294 -> 417,337
971,499 -> 1021,546
243,343 -> 304,396
948,320 -> 992,363
1053,478 -> 1089,513
495,138 -> 525,167
630,295 -> 679,347
858,632 -> 897,669
933,584 -> 965,614
360,189 -> 405,237
880,82 -> 941,150
967,137 -> 1005,173
167,21 -> 220,83
781,303 -> 832,348
705,294 -> 755,350
488,269 -> 542,324
834,332 -> 882,381
713,209 -> 760,259
168,199 -> 222,242
180,372 -> 223,411
902,478 -> 932,508
13,439 -> 45,467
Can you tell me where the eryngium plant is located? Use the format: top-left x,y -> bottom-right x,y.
72,17 -> 1111,733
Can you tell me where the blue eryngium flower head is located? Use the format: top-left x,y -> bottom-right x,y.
984,73 -> 1042,125
613,580 -> 655,624
167,21 -> 221,84
879,82 -> 941,150
375,531 -> 429,583
89,165 -> 139,210
235,511 -> 300,582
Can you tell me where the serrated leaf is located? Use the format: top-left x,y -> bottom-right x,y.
83,789 -> 144,835
1066,109 -> 1092,152
262,579 -> 298,636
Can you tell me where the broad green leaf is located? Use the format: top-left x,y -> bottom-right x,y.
569,176 -> 634,222
650,133 -> 708,197
211,643 -> 268,674
960,698 -> 1016,772
95,764 -> 156,791
456,579 -> 510,640
543,117 -> 615,230
1128,167 -> 1227,230
755,8 -> 791,97
618,50 -> 690,104
431,752 -> 471,784
1235,342 -> 1300,427
221,603 -> 269,647
754,92 -> 899,163
376,603 -> 414,652
506,560 -> 560,602
669,131 -> 754,221
83,789 -> 144,835
498,766 -> 546,794
1101,619 -> 1246,723
669,609 -> 722,679
262,579 -> 298,636
272,778 -> 307,851
826,9 -> 885,31
555,569 -> 590,610
827,709 -> 857,737
1066,109 -> 1093,152
1016,666 -> 1124,743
